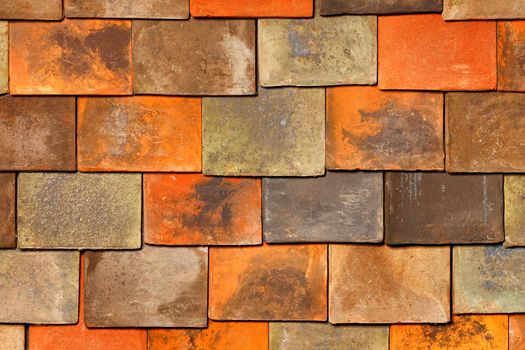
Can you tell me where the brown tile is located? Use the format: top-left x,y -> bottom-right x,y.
0,96 -> 75,171
0,325 -> 25,350
329,245 -> 450,323
65,0 -> 188,19
263,172 -> 383,243
133,19 -> 255,95
0,21 -> 7,94
144,174 -> 261,246
0,173 -> 15,248
78,97 -> 201,172
0,0 -> 62,20
321,0 -> 442,15
85,246 -> 208,327
10,19 -> 131,95
510,315 -> 525,350
498,21 -> 525,91
443,0 -> 525,20
505,176 -> 525,246
209,244 -> 327,321
385,172 -> 503,245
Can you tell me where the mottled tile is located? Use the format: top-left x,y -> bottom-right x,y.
209,244 -> 327,321
0,0 -> 62,19
379,15 -> 496,90
18,173 -> 141,249
78,97 -> 201,172
330,245 -> 450,323
498,21 -> 525,91
0,173 -> 15,248
65,0 -> 188,18
0,96 -> 75,171
0,325 -> 24,350
0,22 -> 7,94
133,19 -> 255,95
505,176 -> 525,246
10,19 -> 131,95
443,0 -> 525,19
510,315 -> 525,350
454,245 -> 525,313
326,86 -> 444,170
0,250 -> 79,324
191,0 -> 312,17
263,172 -> 383,243
446,92 -> 525,172
85,246 -> 208,327
321,0 -> 442,15
203,88 -> 325,176
144,174 -> 261,246
385,172 -> 503,244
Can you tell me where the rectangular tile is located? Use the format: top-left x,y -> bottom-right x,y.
505,176 -> 525,246
0,173 -> 15,248
498,21 -> 525,91
0,325 -> 25,350
321,0 -> 442,15
443,0 -> 525,20
191,0 -> 312,17
0,22 -> 6,94
0,0 -> 62,19
510,315 -> 525,350
65,0 -> 188,18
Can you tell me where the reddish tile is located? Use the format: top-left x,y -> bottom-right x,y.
191,0 -> 312,17
510,315 -> 525,350
0,0 -> 62,20
498,21 -> 525,91
0,173 -> 15,248
0,22 -> 7,94
378,15 -> 496,91
78,97 -> 201,172
145,174 -> 261,246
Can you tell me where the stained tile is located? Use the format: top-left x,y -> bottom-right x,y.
144,174 -> 261,246
148,321 -> 268,350
203,88 -> 325,176
498,21 -> 525,91
263,172 -> 383,243
133,19 -> 255,95
378,15 -> 496,90
209,244 -> 327,321
78,97 -> 201,172
0,325 -> 25,350
329,245 -> 450,323
10,19 -> 131,95
385,172 -> 503,245
18,173 -> 141,249
454,245 -> 525,313
0,173 -> 15,248
390,315 -> 508,350
191,0 -> 312,17
321,0 -> 442,15
443,0 -> 525,20
0,0 -> 62,20
446,92 -> 525,172
65,0 -> 188,19
0,96 -> 75,171
270,323 -> 388,350
0,22 -> 7,94
85,246 -> 208,327
258,10 -> 376,86
326,86 -> 444,170
505,176 -> 525,247
510,315 -> 525,350
0,250 -> 79,324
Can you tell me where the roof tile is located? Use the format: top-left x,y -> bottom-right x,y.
0,325 -> 25,350
498,21 -> 525,92
65,0 -> 189,19
505,176 -> 525,247
0,21 -> 6,94
321,0 -> 442,15
0,173 -> 15,248
443,0 -> 525,20
190,0 -> 313,18
0,0 -> 63,20
510,315 -> 525,350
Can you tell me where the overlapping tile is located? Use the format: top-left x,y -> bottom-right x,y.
505,176 -> 525,247
0,22 -> 6,94
0,325 -> 24,350
0,173 -> 15,248
191,0 -> 313,17
510,315 -> 525,350
498,21 -> 525,92
443,0 -> 525,20
0,0 -> 63,20
321,0 -> 442,15
65,0 -> 189,19
263,172 -> 383,243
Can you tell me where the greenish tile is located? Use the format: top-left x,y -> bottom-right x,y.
0,22 -> 7,94
505,176 -> 525,246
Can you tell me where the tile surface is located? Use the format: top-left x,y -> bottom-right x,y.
0,325 -> 25,350
191,0 -> 313,17
0,0 -> 62,19
443,0 -> 525,19
0,173 -> 15,248
65,0 -> 189,19
0,22 -> 6,93
510,315 -> 525,350
505,176 -> 525,247
321,0 -> 442,15
498,21 -> 525,91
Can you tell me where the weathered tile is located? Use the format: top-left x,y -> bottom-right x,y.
85,246 -> 208,327
0,0 -> 62,20
149,321 -> 268,350
446,92 -> 525,172
18,173 -> 141,249
78,97 -> 201,172
385,173 -> 503,245
144,174 -> 261,246
505,176 -> 525,247
259,12 -> 376,86
0,173 -> 15,248
0,22 -> 7,94
0,325 -> 25,350
191,0 -> 312,17
510,315 -> 525,350
209,244 -> 327,321
0,250 -> 79,324
203,88 -> 325,176
326,86 -> 444,170
454,245 -> 525,313
0,96 -> 75,171
330,245 -> 450,323
263,172 -> 383,243
498,21 -> 525,91
133,19 -> 255,95
390,315 -> 508,350
321,0 -> 442,15
10,19 -> 131,95
443,0 -> 525,20
270,323 -> 388,350
379,15 -> 496,90
65,0 -> 188,19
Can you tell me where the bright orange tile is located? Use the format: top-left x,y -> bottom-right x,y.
510,315 -> 525,350
190,0 -> 312,17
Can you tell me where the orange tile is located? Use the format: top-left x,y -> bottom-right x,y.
510,315 -> 525,350
144,174 -> 261,245
378,15 -> 496,91
498,21 -> 525,91
148,321 -> 268,350
190,0 -> 312,18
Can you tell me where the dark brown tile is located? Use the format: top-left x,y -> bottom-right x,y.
321,0 -> 442,15
0,173 -> 15,248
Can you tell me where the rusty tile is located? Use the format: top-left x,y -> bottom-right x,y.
385,172 -> 503,245
133,19 -> 255,95
498,21 -> 525,91
330,245 -> 450,323
263,172 -> 383,243
0,325 -> 24,350
209,244 -> 327,321
379,15 -> 496,90
259,9 -> 376,86
191,0 -> 312,17
446,92 -> 525,172
149,321 -> 268,350
0,173 -> 15,248
0,0 -> 62,20
65,0 -> 188,18
144,174 -> 261,246
0,96 -> 75,171
203,88 -> 325,176
454,245 -> 525,313
85,246 -> 208,327
0,250 -> 79,324
390,315 -> 508,350
270,323 -> 388,350
326,86 -> 444,170
78,97 -> 201,172
0,22 -> 6,94
510,315 -> 525,350
10,19 -> 131,95
321,0 -> 442,15
505,176 -> 525,247
443,0 -> 525,20
18,173 -> 141,249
